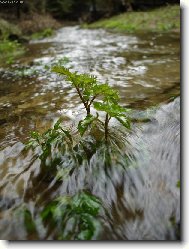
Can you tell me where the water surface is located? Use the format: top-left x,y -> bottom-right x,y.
0,26 -> 180,240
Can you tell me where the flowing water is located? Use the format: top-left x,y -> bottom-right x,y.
0,26 -> 180,240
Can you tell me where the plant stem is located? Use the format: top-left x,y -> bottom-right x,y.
86,107 -> 90,115
89,95 -> 97,107
104,113 -> 110,143
75,86 -> 90,115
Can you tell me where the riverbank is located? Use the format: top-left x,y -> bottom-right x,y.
0,14 -> 61,65
0,13 -> 60,37
0,5 -> 180,65
84,5 -> 180,33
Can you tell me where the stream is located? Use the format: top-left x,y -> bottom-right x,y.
0,26 -> 180,240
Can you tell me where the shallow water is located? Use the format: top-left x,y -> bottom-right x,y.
0,26 -> 180,240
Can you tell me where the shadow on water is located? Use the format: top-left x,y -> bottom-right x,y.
0,27 -> 180,240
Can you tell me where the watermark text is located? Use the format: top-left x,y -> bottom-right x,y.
0,1 -> 24,4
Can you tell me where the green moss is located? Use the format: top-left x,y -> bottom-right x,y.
31,28 -> 54,40
86,5 -> 180,33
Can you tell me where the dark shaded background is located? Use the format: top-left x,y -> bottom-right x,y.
0,0 -> 180,22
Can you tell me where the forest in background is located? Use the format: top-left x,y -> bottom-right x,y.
0,0 -> 180,23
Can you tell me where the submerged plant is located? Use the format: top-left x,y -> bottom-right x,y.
12,191 -> 103,240
26,118 -> 77,180
41,191 -> 103,240
27,119 -> 72,162
27,118 -> 99,180
12,204 -> 38,239
23,63 -> 134,240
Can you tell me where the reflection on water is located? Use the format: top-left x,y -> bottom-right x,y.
0,26 -> 180,240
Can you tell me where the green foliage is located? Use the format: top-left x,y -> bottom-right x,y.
14,205 -> 37,235
0,40 -> 25,65
52,66 -> 98,104
23,209 -> 37,234
94,101 -> 131,129
27,118 -> 73,164
41,191 -> 102,240
0,40 -> 18,54
26,64 -> 132,183
116,116 -> 131,129
78,114 -> 98,136
52,66 -> 119,104
52,66 -> 131,140
24,61 -> 134,240
27,118 -> 98,180
31,28 -> 54,40
86,5 -> 180,33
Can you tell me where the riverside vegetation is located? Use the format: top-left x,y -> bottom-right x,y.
0,4 -> 179,65
0,16 -> 57,65
86,5 -> 180,33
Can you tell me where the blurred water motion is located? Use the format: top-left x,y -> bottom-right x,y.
0,27 -> 180,240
